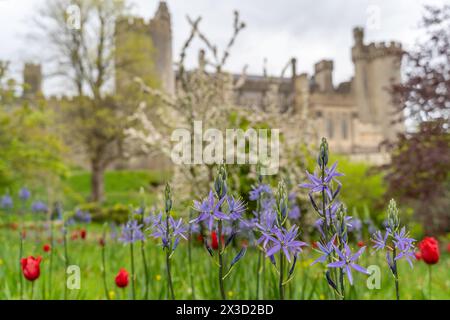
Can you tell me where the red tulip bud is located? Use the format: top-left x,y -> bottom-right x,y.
115,268 -> 129,288
419,237 -> 440,265
21,256 -> 42,281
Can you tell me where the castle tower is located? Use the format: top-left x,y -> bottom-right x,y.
115,17 -> 155,96
314,60 -> 334,93
352,27 -> 372,123
351,27 -> 404,141
22,63 -> 42,98
149,1 -> 174,95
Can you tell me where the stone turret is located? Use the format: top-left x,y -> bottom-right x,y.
351,26 -> 403,141
149,1 -> 174,95
115,1 -> 174,96
314,60 -> 333,93
23,63 -> 42,98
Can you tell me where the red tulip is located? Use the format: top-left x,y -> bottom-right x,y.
357,241 -> 365,248
447,243 -> 450,253
115,268 -> 129,288
99,238 -> 105,247
80,229 -> 87,240
311,241 -> 318,249
20,256 -> 42,281
415,251 -> 422,260
419,237 -> 440,265
43,244 -> 51,253
211,231 -> 224,250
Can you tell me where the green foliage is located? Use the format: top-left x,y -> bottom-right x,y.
330,155 -> 386,221
0,66 -> 68,191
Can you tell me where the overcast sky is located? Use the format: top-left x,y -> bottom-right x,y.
0,0 -> 445,95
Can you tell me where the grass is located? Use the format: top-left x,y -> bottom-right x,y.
11,170 -> 171,210
0,220 -> 448,300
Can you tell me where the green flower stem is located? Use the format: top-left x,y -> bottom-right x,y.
63,228 -> 69,300
140,240 -> 149,299
165,209 -> 175,300
188,210 -> 196,299
428,265 -> 432,300
19,232 -> 24,300
255,197 -> 261,299
392,247 -> 400,300
218,219 -> 226,300
130,241 -> 136,300
101,237 -> 109,300
279,251 -> 284,300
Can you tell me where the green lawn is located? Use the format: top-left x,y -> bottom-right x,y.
62,169 -> 171,207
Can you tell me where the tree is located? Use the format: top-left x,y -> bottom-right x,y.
126,11 -> 313,204
33,0 -> 158,202
386,5 -> 450,233
0,62 -> 67,191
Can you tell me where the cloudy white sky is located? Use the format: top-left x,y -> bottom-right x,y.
0,0 -> 446,95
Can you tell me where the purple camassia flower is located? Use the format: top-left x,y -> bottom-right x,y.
119,220 -> 145,244
31,201 -> 47,213
256,210 -> 277,249
299,162 -> 343,199
74,209 -> 92,223
150,213 -> 187,249
189,221 -> 201,234
265,225 -> 307,263
315,206 -> 351,237
260,197 -> 276,215
372,230 -> 389,251
227,196 -> 246,220
347,217 -> 362,233
110,222 -> 118,240
240,216 -> 257,229
311,235 -> 337,265
249,184 -> 272,201
392,227 -> 416,267
288,205 -> 301,220
221,224 -> 234,236
19,187 -> 31,201
328,244 -> 368,285
191,190 -> 228,230
143,215 -> 153,226
1,194 -> 13,209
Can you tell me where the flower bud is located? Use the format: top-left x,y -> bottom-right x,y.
276,180 -> 288,224
317,137 -> 329,168
387,199 -> 400,232
164,183 -> 172,213
214,165 -> 228,198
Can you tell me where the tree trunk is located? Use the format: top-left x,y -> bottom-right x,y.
91,160 -> 105,203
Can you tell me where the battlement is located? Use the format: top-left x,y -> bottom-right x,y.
366,41 -> 403,58
116,16 -> 149,34
352,26 -> 403,61
314,60 -> 333,73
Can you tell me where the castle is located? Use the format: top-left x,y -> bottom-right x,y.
113,1 -> 404,163
22,1 -> 404,165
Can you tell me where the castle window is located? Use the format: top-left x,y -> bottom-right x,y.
342,118 -> 348,139
326,117 -> 334,139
